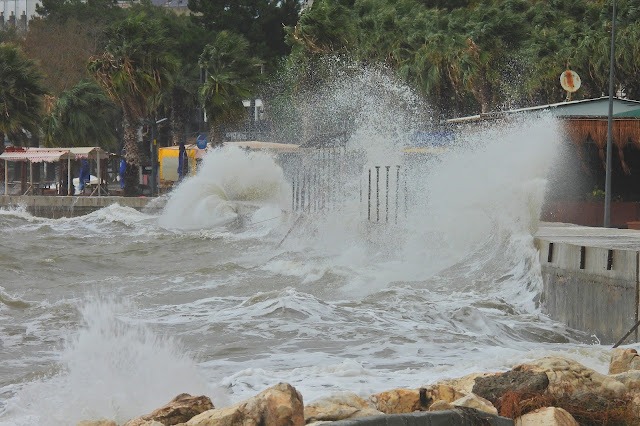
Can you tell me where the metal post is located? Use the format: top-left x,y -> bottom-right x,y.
376,166 -> 380,222
67,156 -> 71,196
291,178 -> 295,212
604,0 -> 616,228
28,161 -> 32,195
4,159 -> 7,195
385,166 -> 390,223
96,150 -> 101,196
367,168 -> 371,221
150,123 -> 156,197
395,166 -> 400,224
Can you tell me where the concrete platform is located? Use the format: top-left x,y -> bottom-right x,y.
536,222 -> 640,250
0,195 -> 162,218
535,222 -> 640,345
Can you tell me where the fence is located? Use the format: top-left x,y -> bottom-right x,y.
280,147 -> 408,223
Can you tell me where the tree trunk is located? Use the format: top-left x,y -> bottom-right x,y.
209,122 -> 223,148
170,87 -> 187,147
122,112 -> 141,196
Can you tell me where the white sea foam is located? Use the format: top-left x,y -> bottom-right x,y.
0,296 -> 217,426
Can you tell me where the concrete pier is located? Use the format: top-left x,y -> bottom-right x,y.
0,195 -> 162,218
535,223 -> 640,345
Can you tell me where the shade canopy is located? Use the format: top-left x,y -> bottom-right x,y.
0,147 -> 109,163
67,147 -> 109,160
0,148 -> 74,163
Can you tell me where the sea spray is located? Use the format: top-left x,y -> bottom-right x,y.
159,146 -> 291,230
268,69 -> 561,299
1,295 -> 214,426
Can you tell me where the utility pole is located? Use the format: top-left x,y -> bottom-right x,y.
604,0 -> 616,228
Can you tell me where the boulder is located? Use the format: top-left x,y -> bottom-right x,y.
304,391 -> 382,422
452,394 -> 498,416
609,370 -> 640,391
184,382 -> 304,426
428,400 -> 455,411
422,384 -> 466,405
77,421 -> 118,426
435,373 -> 492,395
473,369 -> 549,404
490,357 -> 634,424
609,348 -> 640,374
123,394 -> 214,426
514,407 -> 578,426
515,356 -> 626,399
369,388 -> 426,414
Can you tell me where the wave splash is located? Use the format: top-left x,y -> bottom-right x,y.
159,146 -> 290,230
1,295 -> 213,426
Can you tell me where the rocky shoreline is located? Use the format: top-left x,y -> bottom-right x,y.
78,348 -> 640,426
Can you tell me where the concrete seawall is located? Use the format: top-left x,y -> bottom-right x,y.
535,223 -> 640,345
0,195 -> 163,218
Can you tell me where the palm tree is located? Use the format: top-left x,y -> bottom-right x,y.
0,43 -> 46,148
42,80 -> 119,149
199,31 -> 262,147
88,13 -> 177,196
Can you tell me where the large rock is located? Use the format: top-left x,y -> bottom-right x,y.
304,391 -> 382,422
428,400 -> 455,411
369,388 -> 427,414
451,394 -> 498,416
422,384 -> 466,405
435,373 -> 492,395
124,393 -> 214,426
514,407 -> 578,425
184,382 -> 304,426
609,348 -> 640,374
515,356 -> 626,399
77,421 -> 118,426
473,369 -> 549,404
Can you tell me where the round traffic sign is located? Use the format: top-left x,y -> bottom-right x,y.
560,70 -> 581,93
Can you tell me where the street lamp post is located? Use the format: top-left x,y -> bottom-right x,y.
604,0 -> 616,228
150,117 -> 168,197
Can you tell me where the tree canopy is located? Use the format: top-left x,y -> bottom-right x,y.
0,43 -> 46,145
188,0 -> 301,70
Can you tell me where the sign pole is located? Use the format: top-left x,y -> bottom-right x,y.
604,0 -> 616,228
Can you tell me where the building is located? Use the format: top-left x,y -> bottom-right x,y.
448,97 -> 640,227
0,0 -> 40,30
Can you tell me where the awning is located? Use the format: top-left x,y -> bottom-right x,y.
67,147 -> 109,160
0,149 -> 73,163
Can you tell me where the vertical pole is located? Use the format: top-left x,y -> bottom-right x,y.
395,166 -> 400,224
359,173 -> 362,216
385,165 -> 390,223
368,168 -> 371,221
291,178 -> 295,212
97,150 -> 101,196
67,156 -> 71,196
604,0 -> 616,228
376,166 -> 380,222
4,159 -> 7,195
150,123 -> 155,197
28,161 -> 32,194
634,252 -> 640,343
301,169 -> 305,211
295,168 -> 299,211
